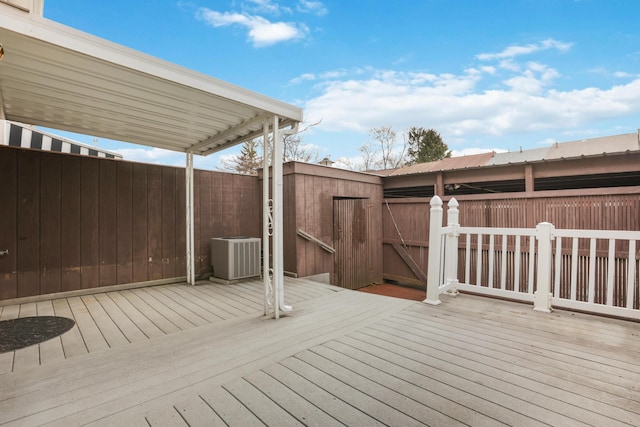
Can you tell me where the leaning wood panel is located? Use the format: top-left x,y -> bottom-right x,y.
99,160 -> 117,287
39,152 -> 62,295
131,163 -> 149,283
116,162 -> 133,285
0,148 -> 18,300
17,150 -> 40,297
60,155 -> 82,292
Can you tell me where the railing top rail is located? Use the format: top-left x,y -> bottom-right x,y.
455,226 -> 640,241
554,228 -> 640,240
457,226 -> 537,237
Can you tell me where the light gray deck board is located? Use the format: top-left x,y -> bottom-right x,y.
135,287 -> 207,328
67,296 -> 113,351
370,317 -> 640,420
244,370 -> 344,427
91,293 -> 147,343
158,286 -> 225,323
35,300 -> 66,366
311,343 -> 503,427
51,298 -> 88,358
2,282 -> 640,427
105,290 -> 165,339
223,378 -> 303,427
262,363 -> 383,427
199,387 -> 264,426
171,395 -> 227,426
119,289 -> 182,335
382,310 -> 640,407
294,349 -> 461,426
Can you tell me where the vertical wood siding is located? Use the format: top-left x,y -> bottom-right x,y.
280,164 -> 383,285
0,146 -> 260,301
333,198 -> 372,289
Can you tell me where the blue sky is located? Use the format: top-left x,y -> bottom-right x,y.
43,0 -> 640,169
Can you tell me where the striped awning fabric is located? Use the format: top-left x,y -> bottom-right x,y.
2,121 -> 122,159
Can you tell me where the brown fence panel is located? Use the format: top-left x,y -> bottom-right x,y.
0,146 -> 262,302
383,192 -> 640,287
0,148 -> 17,300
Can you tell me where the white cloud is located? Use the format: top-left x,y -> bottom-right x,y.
477,38 -> 572,61
613,71 -> 633,78
198,8 -> 308,46
297,0 -> 328,16
113,147 -> 185,166
243,0 -> 290,15
302,59 -> 640,144
290,72 -> 317,84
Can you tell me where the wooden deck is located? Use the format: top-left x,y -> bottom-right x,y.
1,278 -> 639,426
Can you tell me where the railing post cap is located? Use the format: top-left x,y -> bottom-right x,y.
448,198 -> 459,208
536,221 -> 555,229
430,195 -> 443,206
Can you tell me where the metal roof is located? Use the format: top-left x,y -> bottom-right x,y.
387,152 -> 496,176
0,5 -> 302,156
388,132 -> 640,176
544,133 -> 639,160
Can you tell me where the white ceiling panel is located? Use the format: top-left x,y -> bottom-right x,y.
0,6 -> 302,156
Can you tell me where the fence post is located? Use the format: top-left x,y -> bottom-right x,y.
444,198 -> 460,295
425,196 -> 444,305
534,222 -> 554,313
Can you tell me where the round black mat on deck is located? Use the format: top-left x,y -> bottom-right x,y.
0,316 -> 75,353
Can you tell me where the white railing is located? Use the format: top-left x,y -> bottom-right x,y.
426,196 -> 640,320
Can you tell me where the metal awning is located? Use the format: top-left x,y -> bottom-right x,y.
0,6 -> 302,155
0,4 -> 299,318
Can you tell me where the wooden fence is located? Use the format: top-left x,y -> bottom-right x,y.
0,147 -> 260,301
382,189 -> 640,287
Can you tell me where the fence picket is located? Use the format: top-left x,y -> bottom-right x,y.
528,238 -> 535,294
554,237 -> 562,298
570,238 -> 579,301
500,235 -> 507,290
476,234 -> 483,286
588,238 -> 597,303
627,240 -> 636,309
606,239 -> 615,306
465,233 -> 471,284
514,235 -> 521,292
488,234 -> 495,288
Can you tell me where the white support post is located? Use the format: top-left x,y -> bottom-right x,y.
534,222 -> 554,313
444,198 -> 459,295
425,196 -> 444,305
262,121 -> 272,316
271,115 -> 292,319
185,151 -> 195,285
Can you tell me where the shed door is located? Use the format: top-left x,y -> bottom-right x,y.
333,198 -> 371,289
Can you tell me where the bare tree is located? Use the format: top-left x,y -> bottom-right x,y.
218,120 -> 322,174
369,126 -> 407,170
282,120 -> 322,163
358,141 -> 377,171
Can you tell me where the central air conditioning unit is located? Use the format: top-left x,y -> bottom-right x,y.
210,237 -> 261,280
